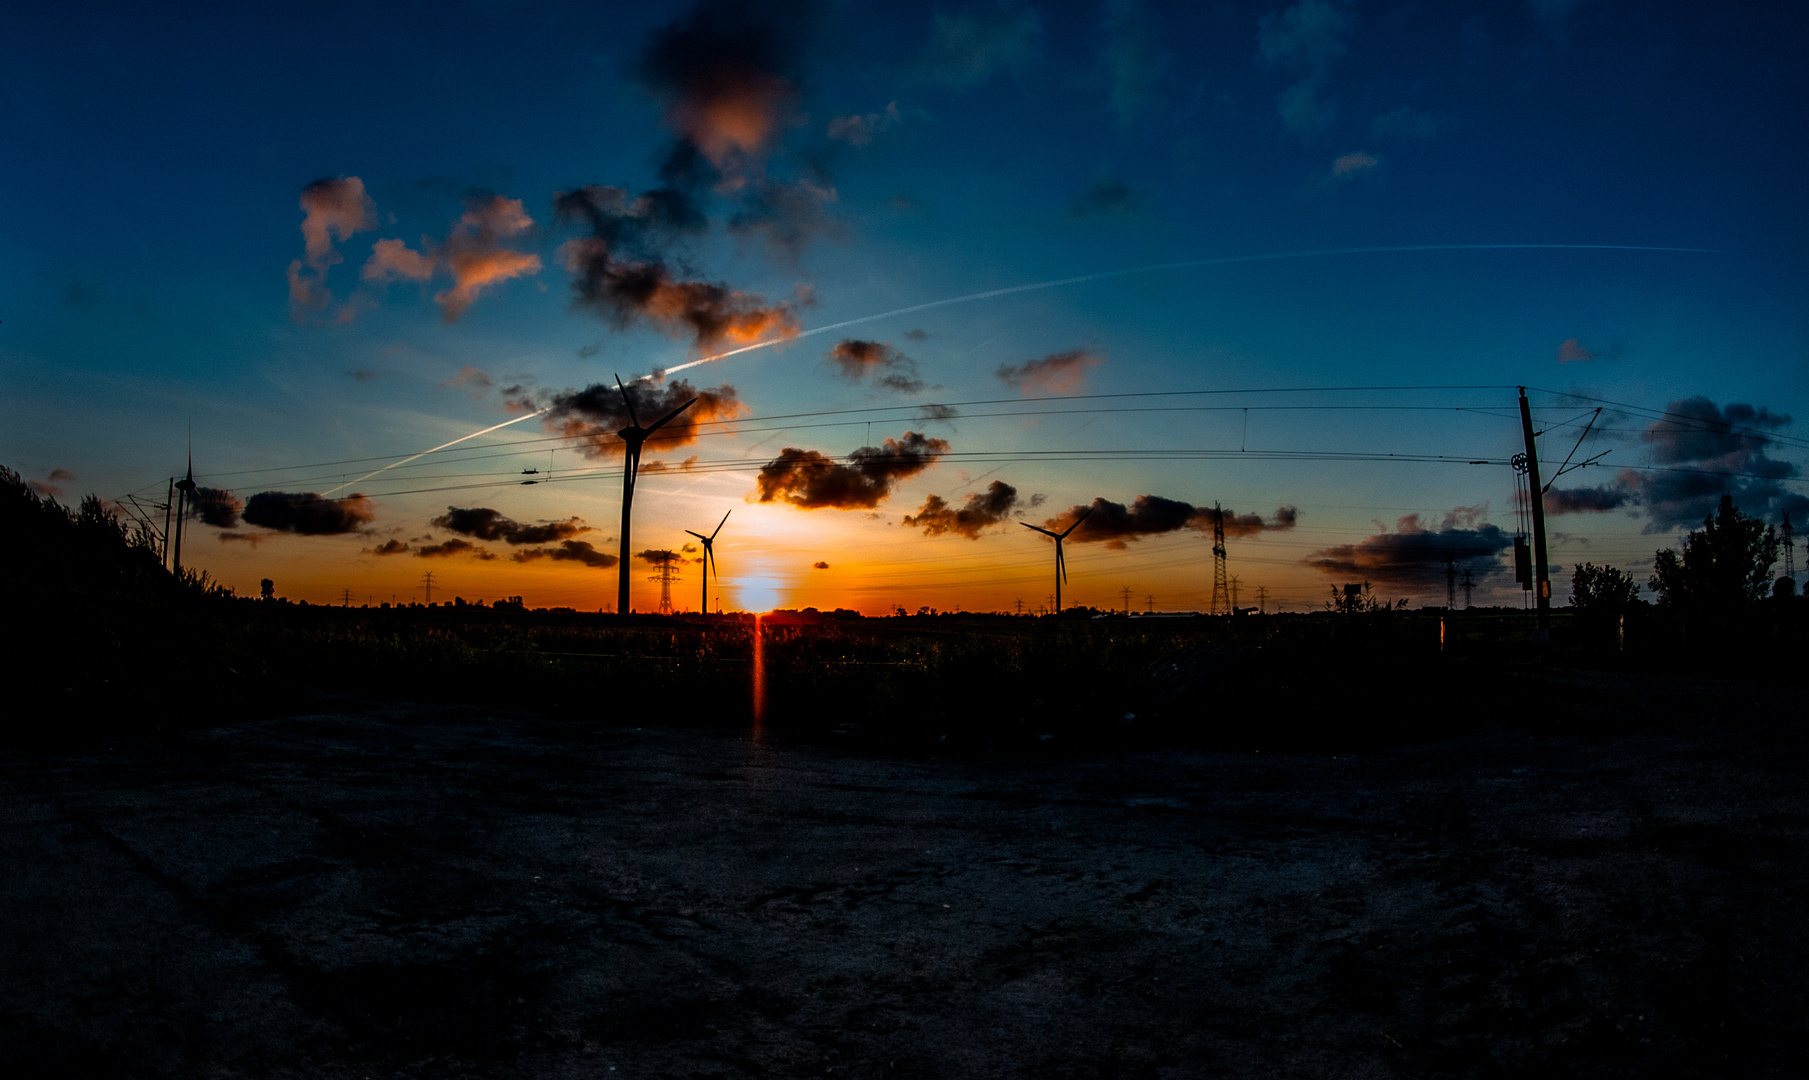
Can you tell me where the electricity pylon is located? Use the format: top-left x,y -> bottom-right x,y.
1209,503 -> 1228,615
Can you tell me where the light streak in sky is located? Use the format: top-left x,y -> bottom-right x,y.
320,408 -> 550,496
658,243 -> 1718,377
331,243 -> 1716,496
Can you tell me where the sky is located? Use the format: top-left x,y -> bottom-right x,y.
3,0 -> 1805,614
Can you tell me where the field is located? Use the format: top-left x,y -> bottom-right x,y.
2,663 -> 1804,1078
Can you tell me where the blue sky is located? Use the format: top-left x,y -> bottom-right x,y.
3,0 -> 1804,611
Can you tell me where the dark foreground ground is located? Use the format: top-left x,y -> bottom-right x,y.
2,673 -> 1805,1079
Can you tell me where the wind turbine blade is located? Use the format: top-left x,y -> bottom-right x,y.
710,509 -> 731,540
1058,544 -> 1067,582
1021,522 -> 1059,538
1058,505 -> 1095,539
614,374 -> 641,428
709,549 -> 719,580
685,531 -> 707,541
645,396 -> 699,436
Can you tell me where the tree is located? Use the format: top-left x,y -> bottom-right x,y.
260,578 -> 275,600
1569,563 -> 1644,612
1649,495 -> 1779,609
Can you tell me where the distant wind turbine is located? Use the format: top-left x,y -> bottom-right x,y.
685,510 -> 731,616
1021,505 -> 1094,615
613,375 -> 696,615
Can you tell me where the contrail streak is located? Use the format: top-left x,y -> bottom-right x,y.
321,408 -> 550,495
658,243 -> 1717,376
338,243 -> 1714,492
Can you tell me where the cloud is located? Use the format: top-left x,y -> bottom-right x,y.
1258,0 -> 1354,69
430,507 -> 591,545
1621,397 -> 1806,530
541,377 -> 746,460
827,102 -> 902,146
1070,177 -> 1139,218
637,0 -> 811,173
511,539 -> 619,569
298,177 -> 376,274
362,238 -> 437,283
217,531 -> 277,547
638,455 -> 700,474
288,177 -> 375,323
242,491 -> 375,535
917,403 -> 959,423
915,0 -> 1042,88
996,349 -> 1101,395
828,339 -> 925,392
1041,497 -> 1300,550
902,328 -> 930,341
1557,337 -> 1604,363
347,369 -> 379,382
441,365 -> 494,393
370,539 -> 410,555
27,468 -> 73,498
435,195 -> 542,320
191,487 -> 243,528
1332,151 -> 1378,176
1307,507 -> 1513,589
1545,485 -> 1629,514
726,177 -> 840,262
1100,0 -> 1168,125
755,431 -> 950,509
636,548 -> 683,566
903,480 -> 1023,538
813,560 -> 830,569
416,537 -> 494,559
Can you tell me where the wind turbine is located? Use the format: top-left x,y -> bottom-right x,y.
1021,505 -> 1093,614
613,375 -> 697,615
686,509 -> 731,616
172,428 -> 196,573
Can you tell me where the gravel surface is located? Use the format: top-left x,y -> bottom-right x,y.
2,674 -> 1804,1078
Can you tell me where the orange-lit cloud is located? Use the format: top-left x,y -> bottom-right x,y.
362,238 -> 436,282
638,455 -> 700,474
559,240 -> 801,352
26,468 -> 74,498
416,537 -> 495,559
996,348 -> 1101,395
903,480 -> 1028,538
299,176 -> 376,272
639,1 -> 803,172
1557,337 -> 1594,362
755,431 -> 949,510
436,196 -> 542,321
542,377 -> 746,460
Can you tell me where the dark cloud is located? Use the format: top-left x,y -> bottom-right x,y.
242,491 -> 375,535
1307,507 -> 1512,590
1041,497 -> 1299,550
27,468 -> 74,498
511,539 -> 619,569
191,487 -> 243,528
915,0 -> 1042,87
813,560 -> 830,569
217,531 -> 276,547
1545,485 -> 1630,514
370,539 -> 409,555
828,339 -> 924,392
727,178 -> 840,263
441,365 -> 494,391
416,538 -> 493,559
1546,396 -> 1806,531
638,455 -> 700,474
540,377 -> 745,460
430,507 -> 591,545
756,431 -> 950,510
1070,177 -> 1139,218
347,368 -> 379,382
902,328 -> 930,341
903,480 -> 1023,539
636,548 -> 683,566
917,403 -> 959,424
996,349 -> 1102,395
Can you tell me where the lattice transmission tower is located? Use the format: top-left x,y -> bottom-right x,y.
648,555 -> 680,615
1784,510 -> 1796,583
1209,502 -> 1229,616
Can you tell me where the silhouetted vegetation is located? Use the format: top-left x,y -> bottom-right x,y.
1651,494 -> 1780,610
5,468 -> 1803,749
1569,562 -> 1645,613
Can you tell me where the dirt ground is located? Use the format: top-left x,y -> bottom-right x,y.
2,672 -> 1804,1078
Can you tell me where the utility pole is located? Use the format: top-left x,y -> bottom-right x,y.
1210,503 -> 1229,616
340,588 -> 352,607
1517,387 -> 1552,640
420,571 -> 436,606
162,478 -> 175,569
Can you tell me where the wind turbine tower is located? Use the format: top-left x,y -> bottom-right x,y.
685,510 -> 731,616
611,375 -> 697,615
1021,506 -> 1094,615
1209,503 -> 1229,616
